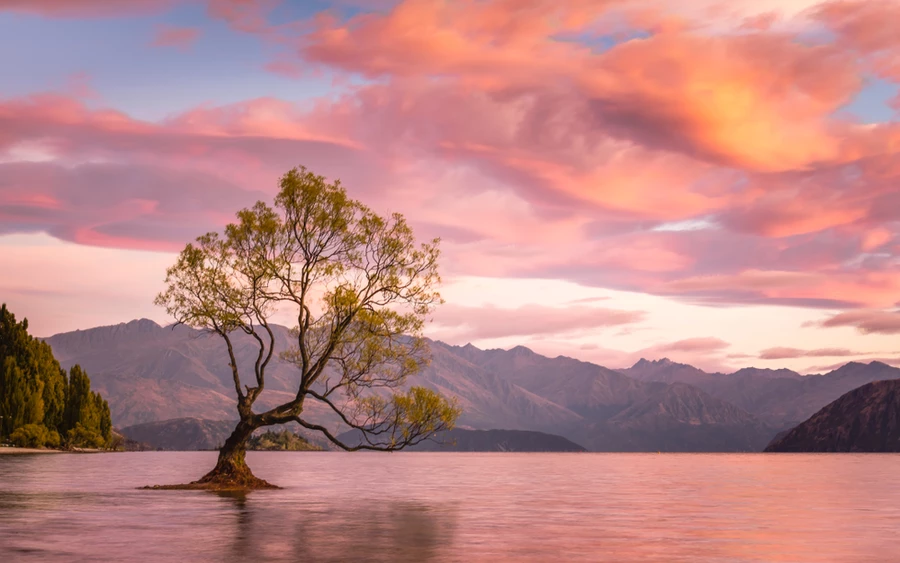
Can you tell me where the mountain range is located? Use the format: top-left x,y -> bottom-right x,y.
622,357 -> 900,429
43,319 -> 900,452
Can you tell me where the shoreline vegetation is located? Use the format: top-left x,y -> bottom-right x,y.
1,304 -> 114,451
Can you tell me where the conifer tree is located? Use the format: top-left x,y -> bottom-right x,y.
0,304 -> 112,448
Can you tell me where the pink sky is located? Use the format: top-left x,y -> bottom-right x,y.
1,0 -> 898,373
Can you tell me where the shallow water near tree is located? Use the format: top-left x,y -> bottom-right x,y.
1,452 -> 898,562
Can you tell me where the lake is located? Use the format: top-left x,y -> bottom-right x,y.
1,452 -> 899,562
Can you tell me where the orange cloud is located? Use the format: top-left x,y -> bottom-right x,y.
2,0 -> 898,319
300,0 -> 877,173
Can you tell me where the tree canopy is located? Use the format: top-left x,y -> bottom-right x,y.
0,304 -> 112,449
155,166 -> 460,488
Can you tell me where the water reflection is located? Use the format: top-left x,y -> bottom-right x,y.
215,490 -> 455,563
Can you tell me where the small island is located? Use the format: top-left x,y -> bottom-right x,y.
248,430 -> 322,451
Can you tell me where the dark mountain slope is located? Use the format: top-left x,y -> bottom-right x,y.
765,380 -> 900,452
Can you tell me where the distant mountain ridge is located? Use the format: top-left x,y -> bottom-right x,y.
765,380 -> 900,452
620,357 -> 900,429
43,319 -> 900,452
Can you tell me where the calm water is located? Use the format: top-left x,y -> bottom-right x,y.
1,452 -> 899,562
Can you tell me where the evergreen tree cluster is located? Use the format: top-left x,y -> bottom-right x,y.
0,304 -> 112,449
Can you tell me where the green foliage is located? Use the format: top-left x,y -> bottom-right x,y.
156,166 -> 459,454
62,365 -> 111,448
9,423 -> 60,448
1,356 -> 43,436
0,304 -> 113,448
66,422 -> 105,449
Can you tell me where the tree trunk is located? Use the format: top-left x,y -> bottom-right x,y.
193,419 -> 276,490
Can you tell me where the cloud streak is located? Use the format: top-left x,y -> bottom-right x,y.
429,303 -> 647,341
758,347 -> 869,360
812,310 -> 900,334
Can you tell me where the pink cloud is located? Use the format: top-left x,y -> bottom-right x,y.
0,94 -> 379,251
151,25 -> 202,50
652,337 -> 731,354
0,0 -> 177,16
207,0 -> 281,34
1,86 -> 897,312
661,270 -> 900,309
813,309 -> 900,334
739,11 -> 779,30
1,0 -> 899,315
429,303 -> 647,341
0,161 -> 267,251
814,1 -> 900,54
299,0 -> 878,174
758,347 -> 868,360
263,59 -> 307,79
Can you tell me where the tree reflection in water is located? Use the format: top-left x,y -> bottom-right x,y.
215,491 -> 458,563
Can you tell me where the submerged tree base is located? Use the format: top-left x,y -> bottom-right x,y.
140,464 -> 279,491
140,480 -> 279,491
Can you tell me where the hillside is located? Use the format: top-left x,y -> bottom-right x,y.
765,380 -> 900,452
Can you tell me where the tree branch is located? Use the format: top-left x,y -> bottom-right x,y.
292,417 -> 435,452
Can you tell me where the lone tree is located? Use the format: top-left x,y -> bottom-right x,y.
155,167 -> 460,489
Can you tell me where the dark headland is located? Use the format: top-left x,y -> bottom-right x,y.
765,379 -> 900,453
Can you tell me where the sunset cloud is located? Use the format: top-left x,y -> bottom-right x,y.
758,347 -> 868,360
813,309 -> 900,334
1,0 -> 899,365
0,0 -> 176,16
651,337 -> 731,354
430,303 -> 647,341
151,25 -> 202,50
0,161 -> 268,251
